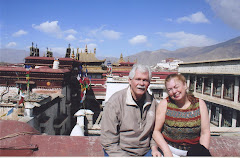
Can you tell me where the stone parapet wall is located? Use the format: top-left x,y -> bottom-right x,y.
179,59 -> 240,75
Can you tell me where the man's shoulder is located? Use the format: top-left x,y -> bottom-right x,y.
104,88 -> 128,109
106,88 -> 128,103
110,87 -> 128,98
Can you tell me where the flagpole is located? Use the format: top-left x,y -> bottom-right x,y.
26,66 -> 30,101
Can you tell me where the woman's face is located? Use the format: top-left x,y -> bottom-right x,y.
165,77 -> 187,101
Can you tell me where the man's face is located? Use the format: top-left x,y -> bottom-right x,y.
129,69 -> 150,101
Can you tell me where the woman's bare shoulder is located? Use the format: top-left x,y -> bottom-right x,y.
159,98 -> 168,104
198,98 -> 207,106
157,98 -> 168,109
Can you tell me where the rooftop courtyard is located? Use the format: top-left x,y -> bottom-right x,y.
0,120 -> 240,157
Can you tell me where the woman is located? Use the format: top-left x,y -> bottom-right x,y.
153,74 -> 211,157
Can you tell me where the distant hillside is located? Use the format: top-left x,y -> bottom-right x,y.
182,36 -> 240,62
1,36 -> 240,65
0,49 -> 28,63
0,49 -> 62,64
123,36 -> 240,65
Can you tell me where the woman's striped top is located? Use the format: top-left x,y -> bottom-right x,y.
162,97 -> 201,151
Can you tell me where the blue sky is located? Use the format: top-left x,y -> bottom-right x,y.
1,0 -> 240,58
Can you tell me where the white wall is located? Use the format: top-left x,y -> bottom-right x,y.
105,82 -> 129,102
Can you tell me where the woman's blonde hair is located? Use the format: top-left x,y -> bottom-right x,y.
165,73 -> 186,87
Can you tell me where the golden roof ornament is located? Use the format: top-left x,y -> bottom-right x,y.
119,53 -> 125,63
85,44 -> 88,54
76,48 -> 79,60
72,49 -> 75,59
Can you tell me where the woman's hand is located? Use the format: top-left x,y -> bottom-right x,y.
151,146 -> 162,157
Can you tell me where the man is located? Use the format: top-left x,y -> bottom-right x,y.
101,64 -> 161,156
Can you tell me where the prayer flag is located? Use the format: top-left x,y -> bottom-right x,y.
85,69 -> 88,77
19,90 -> 25,106
7,108 -> 14,116
77,74 -> 81,81
0,113 -> 7,118
80,89 -> 86,103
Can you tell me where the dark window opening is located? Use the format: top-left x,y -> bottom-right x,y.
213,76 -> 222,98
223,76 -> 234,101
196,76 -> 203,93
203,77 -> 211,95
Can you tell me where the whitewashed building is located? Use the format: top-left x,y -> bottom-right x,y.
178,58 -> 240,127
154,59 -> 183,71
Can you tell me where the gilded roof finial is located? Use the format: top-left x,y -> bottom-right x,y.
118,53 -> 125,63
72,48 -> 75,59
76,48 -> 79,60
134,58 -> 138,63
85,44 -> 88,54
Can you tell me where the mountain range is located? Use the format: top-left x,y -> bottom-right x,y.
1,36 -> 240,66
119,36 -> 240,65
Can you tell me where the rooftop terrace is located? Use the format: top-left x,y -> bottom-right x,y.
0,120 -> 240,157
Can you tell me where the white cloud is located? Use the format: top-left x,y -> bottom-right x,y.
101,30 -> 121,40
87,43 -> 97,51
207,0 -> 240,30
65,34 -> 76,41
166,18 -> 173,22
32,21 -> 62,38
129,35 -> 148,45
64,29 -> 77,34
157,31 -> 217,48
12,30 -> 28,37
88,25 -> 106,37
79,38 -> 94,43
88,26 -> 121,40
6,42 -> 17,48
177,12 -> 209,24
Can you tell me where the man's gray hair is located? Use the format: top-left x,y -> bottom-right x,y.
129,64 -> 152,80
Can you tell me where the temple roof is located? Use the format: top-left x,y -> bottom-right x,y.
0,66 -> 70,73
79,53 -> 105,63
25,56 -> 80,62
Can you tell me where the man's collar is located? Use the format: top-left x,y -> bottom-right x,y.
126,86 -> 152,107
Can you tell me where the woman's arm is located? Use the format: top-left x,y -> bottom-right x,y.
199,99 -> 211,149
151,145 -> 162,157
153,99 -> 173,157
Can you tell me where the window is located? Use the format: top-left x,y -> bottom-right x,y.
203,77 -> 211,95
152,89 -> 163,100
210,105 -> 219,126
223,76 -> 234,101
222,107 -> 232,127
213,76 -> 222,97
40,127 -> 45,133
189,75 -> 195,92
237,111 -> 240,127
239,77 -> 240,102
196,76 -> 203,93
